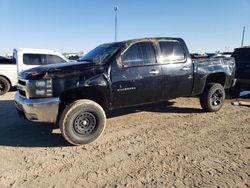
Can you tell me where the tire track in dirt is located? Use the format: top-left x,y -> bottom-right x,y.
0,93 -> 249,187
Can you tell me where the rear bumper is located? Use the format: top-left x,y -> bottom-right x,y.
14,93 -> 60,123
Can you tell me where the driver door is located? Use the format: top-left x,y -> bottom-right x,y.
111,41 -> 161,108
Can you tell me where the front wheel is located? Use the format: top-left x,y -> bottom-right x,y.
200,83 -> 225,112
59,99 -> 106,145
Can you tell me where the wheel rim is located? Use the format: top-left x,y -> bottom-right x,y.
0,80 -> 5,93
73,112 -> 97,135
210,89 -> 223,106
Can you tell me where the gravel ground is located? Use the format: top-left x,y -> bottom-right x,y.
0,91 -> 249,187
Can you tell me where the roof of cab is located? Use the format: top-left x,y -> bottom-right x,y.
121,37 -> 184,44
13,48 -> 60,54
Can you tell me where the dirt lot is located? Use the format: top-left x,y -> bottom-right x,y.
0,91 -> 249,188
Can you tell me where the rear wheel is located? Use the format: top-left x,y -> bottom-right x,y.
200,83 -> 225,112
0,76 -> 10,95
59,99 -> 106,145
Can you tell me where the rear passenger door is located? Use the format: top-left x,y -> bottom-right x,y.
158,40 -> 193,99
111,41 -> 161,108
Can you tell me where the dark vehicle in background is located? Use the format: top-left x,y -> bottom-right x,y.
232,47 -> 250,95
15,37 -> 235,145
0,56 -> 7,60
0,57 -> 13,63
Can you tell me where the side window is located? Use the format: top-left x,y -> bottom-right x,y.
122,42 -> 156,66
23,54 -> 46,65
159,41 -> 186,63
47,55 -> 67,64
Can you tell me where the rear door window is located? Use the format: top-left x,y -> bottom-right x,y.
122,42 -> 156,66
23,54 -> 46,65
159,41 -> 186,63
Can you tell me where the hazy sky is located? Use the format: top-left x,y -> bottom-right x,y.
0,0 -> 250,54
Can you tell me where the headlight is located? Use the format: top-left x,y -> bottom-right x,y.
35,80 -> 46,87
35,79 -> 52,97
35,89 -> 46,96
28,79 -> 53,98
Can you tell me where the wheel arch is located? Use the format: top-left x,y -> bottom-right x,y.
201,72 -> 226,93
58,86 -> 109,120
205,72 -> 226,86
0,74 -> 12,88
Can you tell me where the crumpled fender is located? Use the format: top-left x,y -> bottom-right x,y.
83,73 -> 109,87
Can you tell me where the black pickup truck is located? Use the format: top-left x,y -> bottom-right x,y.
15,38 -> 235,145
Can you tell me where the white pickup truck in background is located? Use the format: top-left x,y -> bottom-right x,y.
0,48 -> 69,95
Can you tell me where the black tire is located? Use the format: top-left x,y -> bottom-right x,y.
0,76 -> 10,95
59,99 -> 106,145
200,83 -> 225,112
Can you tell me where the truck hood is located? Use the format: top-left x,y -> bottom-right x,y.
20,61 -> 103,79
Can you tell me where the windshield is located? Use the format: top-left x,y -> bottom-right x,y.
232,49 -> 250,62
79,42 -> 123,64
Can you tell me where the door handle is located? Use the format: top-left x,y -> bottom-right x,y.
181,66 -> 191,71
149,70 -> 160,75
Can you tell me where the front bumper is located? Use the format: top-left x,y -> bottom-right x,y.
15,93 -> 60,123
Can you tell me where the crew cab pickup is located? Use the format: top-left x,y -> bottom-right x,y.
0,48 -> 69,95
15,38 -> 235,145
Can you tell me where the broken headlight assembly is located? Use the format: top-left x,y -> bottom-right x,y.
28,79 -> 53,98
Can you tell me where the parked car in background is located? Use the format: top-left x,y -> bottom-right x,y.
0,56 -> 7,59
205,53 -> 216,58
190,53 -> 208,59
231,46 -> 250,95
222,52 -> 233,58
191,52 -> 232,60
63,53 -> 81,61
0,48 -> 69,95
15,37 -> 236,145
0,57 -> 15,95
212,52 -> 233,59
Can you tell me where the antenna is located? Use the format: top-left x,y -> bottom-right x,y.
114,6 -> 119,42
241,26 -> 245,47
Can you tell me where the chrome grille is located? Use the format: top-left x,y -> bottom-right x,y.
18,79 -> 26,86
19,90 -> 26,97
17,79 -> 28,98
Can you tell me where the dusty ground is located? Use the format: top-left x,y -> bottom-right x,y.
0,91 -> 249,188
